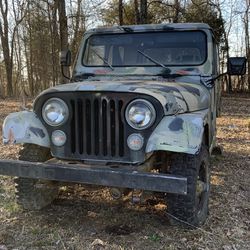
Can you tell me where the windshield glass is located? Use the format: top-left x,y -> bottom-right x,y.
83,31 -> 207,67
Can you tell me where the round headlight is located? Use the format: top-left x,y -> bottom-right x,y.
125,99 -> 156,130
42,98 -> 69,126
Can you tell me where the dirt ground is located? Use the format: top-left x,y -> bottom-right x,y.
0,95 -> 249,250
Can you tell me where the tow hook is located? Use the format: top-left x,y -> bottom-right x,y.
109,188 -> 154,204
109,188 -> 130,200
131,189 -> 143,203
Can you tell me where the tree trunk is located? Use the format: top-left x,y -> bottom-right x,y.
70,0 -> 82,60
0,0 -> 13,96
140,0 -> 147,24
244,0 -> 250,91
134,0 -> 140,24
27,7 -> 34,96
225,40 -> 232,92
216,3 -> 232,92
118,0 -> 123,25
47,1 -> 59,86
173,0 -> 180,23
57,0 -> 69,83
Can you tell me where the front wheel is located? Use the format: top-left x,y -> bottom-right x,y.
166,143 -> 210,227
15,144 -> 59,210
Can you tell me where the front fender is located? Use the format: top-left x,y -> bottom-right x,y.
2,111 -> 50,148
146,112 -> 207,155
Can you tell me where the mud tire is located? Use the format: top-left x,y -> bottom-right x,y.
166,143 -> 210,227
14,144 -> 58,210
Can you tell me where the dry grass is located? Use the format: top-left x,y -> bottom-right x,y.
0,95 -> 249,250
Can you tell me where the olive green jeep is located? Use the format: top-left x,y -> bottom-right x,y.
0,23 -> 246,227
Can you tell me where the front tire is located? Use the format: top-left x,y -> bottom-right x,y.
166,143 -> 210,227
14,144 -> 58,210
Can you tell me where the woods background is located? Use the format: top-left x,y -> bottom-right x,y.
0,0 -> 249,97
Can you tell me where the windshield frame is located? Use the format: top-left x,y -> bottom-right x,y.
81,30 -> 208,68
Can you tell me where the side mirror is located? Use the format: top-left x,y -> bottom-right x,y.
60,50 -> 71,66
227,57 -> 247,75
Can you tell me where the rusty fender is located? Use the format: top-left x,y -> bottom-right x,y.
2,111 -> 50,147
146,111 -> 208,155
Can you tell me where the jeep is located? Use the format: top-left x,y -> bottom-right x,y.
0,23 -> 246,227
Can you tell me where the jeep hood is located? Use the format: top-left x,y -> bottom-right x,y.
38,80 -> 210,115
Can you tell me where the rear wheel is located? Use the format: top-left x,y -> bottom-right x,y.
14,144 -> 58,210
166,143 -> 210,227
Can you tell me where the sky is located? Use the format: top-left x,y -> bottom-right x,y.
220,0 -> 247,56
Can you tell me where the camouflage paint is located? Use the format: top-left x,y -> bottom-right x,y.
146,111 -> 208,154
36,80 -> 210,115
2,23 -> 216,156
3,111 -> 50,147
70,23 -> 215,155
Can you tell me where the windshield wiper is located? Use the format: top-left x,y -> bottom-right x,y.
137,50 -> 170,70
91,49 -> 114,70
73,73 -> 96,81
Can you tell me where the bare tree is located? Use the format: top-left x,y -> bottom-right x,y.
0,0 -> 13,96
215,0 -> 233,92
173,0 -> 180,23
118,0 -> 123,25
134,0 -> 140,24
57,0 -> 69,83
70,0 -> 82,57
243,0 -> 250,90
140,0 -> 147,23
46,0 -> 60,87
0,0 -> 27,96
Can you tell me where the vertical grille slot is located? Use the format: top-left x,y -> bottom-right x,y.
70,94 -> 125,160
118,100 -> 124,157
77,99 -> 83,154
86,99 -> 91,155
110,100 -> 116,156
70,100 -> 76,153
102,99 -> 107,156
94,99 -> 99,155
106,100 -> 111,156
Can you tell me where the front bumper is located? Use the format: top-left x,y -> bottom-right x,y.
0,159 -> 187,195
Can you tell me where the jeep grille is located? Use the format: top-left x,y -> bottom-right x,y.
70,95 -> 125,159
34,91 -> 164,164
